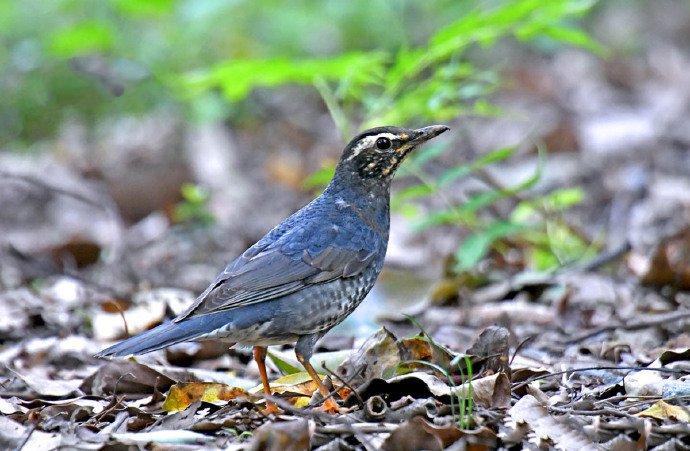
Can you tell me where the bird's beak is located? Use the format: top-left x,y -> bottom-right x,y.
397,125 -> 449,154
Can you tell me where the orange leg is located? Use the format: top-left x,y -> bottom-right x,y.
295,349 -> 345,414
253,346 -> 281,414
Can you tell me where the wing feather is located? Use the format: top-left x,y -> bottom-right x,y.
175,218 -> 381,321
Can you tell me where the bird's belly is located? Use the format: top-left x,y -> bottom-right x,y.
290,271 -> 379,333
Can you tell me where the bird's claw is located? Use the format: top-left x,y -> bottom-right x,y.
314,398 -> 347,414
261,401 -> 283,415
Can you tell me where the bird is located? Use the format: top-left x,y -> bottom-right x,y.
96,124 -> 449,413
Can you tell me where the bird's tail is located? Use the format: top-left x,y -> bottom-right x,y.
94,313 -> 228,358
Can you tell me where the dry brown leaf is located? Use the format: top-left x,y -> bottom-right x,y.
600,434 -> 640,451
9,366 -> 82,398
0,416 -> 62,451
384,371 -> 509,409
337,327 -> 401,388
93,301 -> 166,342
162,382 -> 246,412
250,418 -> 312,451
81,360 -> 176,396
381,417 -> 445,451
628,226 -> 690,289
397,335 -> 457,377
466,326 -> 511,377
509,395 -> 601,451
400,336 -> 433,361
637,400 -> 690,422
252,371 -> 344,408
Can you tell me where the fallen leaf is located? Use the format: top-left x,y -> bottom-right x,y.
81,360 -> 175,396
657,347 -> 690,366
466,325 -> 511,377
93,300 -> 166,342
148,364 -> 257,390
49,237 -> 101,268
623,368 -> 664,397
637,400 -> 690,422
381,417 -> 447,451
363,372 -> 509,409
111,430 -> 213,445
162,382 -> 246,412
0,416 -> 62,451
398,334 -> 456,376
400,336 -> 433,361
266,348 -> 352,376
267,349 -> 301,375
509,395 -> 600,450
336,327 -> 401,388
249,372 -> 329,407
250,418 -> 312,451
10,367 -> 82,397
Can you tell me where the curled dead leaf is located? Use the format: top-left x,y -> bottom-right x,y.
509,395 -> 600,450
337,327 -> 401,388
81,360 -> 175,396
251,418 -> 312,451
162,382 -> 246,412
637,400 -> 690,422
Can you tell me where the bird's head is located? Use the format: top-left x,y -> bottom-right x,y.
337,125 -> 449,180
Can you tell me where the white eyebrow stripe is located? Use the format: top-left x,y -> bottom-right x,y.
345,133 -> 398,161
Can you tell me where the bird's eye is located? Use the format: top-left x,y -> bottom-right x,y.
376,137 -> 391,150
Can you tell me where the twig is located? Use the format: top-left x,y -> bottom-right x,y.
548,405 -> 640,420
575,241 -> 632,272
107,300 -> 130,338
0,170 -> 106,210
474,166 -> 592,245
254,393 -> 335,423
89,394 -> 126,425
512,366 -> 689,392
13,421 -> 36,451
598,421 -> 690,435
593,394 -> 660,406
321,363 -> 364,408
563,310 -> 690,344
316,422 -> 399,434
510,336 -> 534,365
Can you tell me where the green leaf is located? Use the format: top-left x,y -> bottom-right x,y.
472,146 -> 517,167
438,165 -> 472,187
398,203 -> 421,220
394,184 -> 435,203
456,220 -> 528,270
49,22 -> 115,57
437,147 -> 516,188
401,142 -> 449,173
544,187 -> 584,209
302,165 -> 335,191
542,25 -> 605,55
113,0 -> 174,17
178,53 -> 386,102
267,350 -> 301,375
180,183 -> 209,204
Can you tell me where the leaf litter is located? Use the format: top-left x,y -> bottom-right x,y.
2,3 -> 690,450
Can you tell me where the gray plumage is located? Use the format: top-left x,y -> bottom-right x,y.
96,125 -> 448,361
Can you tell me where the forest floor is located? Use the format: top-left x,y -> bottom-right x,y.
1,2 -> 690,450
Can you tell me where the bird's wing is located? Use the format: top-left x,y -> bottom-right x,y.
175,220 -> 379,321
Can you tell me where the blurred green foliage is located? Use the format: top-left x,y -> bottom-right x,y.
1,0 -> 600,272
176,0 -> 601,137
174,182 -> 215,226
1,0 -> 473,144
1,0 -> 599,143
397,141 -> 592,271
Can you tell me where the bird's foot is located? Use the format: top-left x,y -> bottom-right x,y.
261,400 -> 283,415
314,397 -> 347,414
